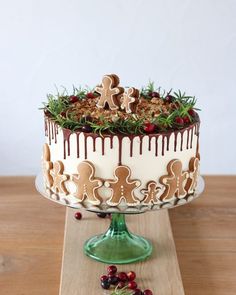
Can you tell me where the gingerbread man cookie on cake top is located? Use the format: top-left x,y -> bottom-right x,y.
95,74 -> 124,110
71,161 -> 103,205
159,159 -> 188,201
50,161 -> 69,195
121,87 -> 140,113
105,165 -> 141,206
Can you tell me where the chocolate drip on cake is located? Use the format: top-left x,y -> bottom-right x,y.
155,136 -> 159,156
45,118 -> 199,164
62,129 -> 72,159
76,133 -> 80,158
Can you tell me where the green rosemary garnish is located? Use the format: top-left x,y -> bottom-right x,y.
41,82 -> 199,135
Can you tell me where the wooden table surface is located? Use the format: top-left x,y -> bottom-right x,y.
0,176 -> 235,295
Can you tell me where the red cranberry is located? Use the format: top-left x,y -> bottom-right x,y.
183,116 -> 190,124
69,95 -> 79,103
143,289 -> 153,295
86,92 -> 95,99
175,117 -> 184,125
117,272 -> 128,282
44,109 -> 51,116
127,271 -> 136,281
97,212 -> 107,218
81,124 -> 92,133
165,94 -> 174,103
107,265 -> 117,275
133,289 -> 143,295
108,275 -> 119,285
144,123 -> 156,133
188,108 -> 195,117
117,281 -> 126,289
84,115 -> 93,122
128,281 -> 137,290
100,275 -> 108,281
151,91 -> 160,98
101,280 -> 110,289
60,111 -> 66,118
74,212 -> 82,220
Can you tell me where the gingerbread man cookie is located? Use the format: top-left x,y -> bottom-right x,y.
105,165 -> 140,206
71,161 -> 103,205
42,143 -> 53,187
159,159 -> 188,201
121,87 -> 140,113
95,74 -> 124,110
140,181 -> 161,205
185,157 -> 200,194
50,161 -> 69,194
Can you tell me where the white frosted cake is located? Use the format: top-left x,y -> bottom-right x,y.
42,74 -> 200,211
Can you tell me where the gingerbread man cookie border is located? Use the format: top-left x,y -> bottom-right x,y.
105,165 -> 141,207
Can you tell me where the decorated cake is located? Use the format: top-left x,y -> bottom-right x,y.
41,74 -> 200,211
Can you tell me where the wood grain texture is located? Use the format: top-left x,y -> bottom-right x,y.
0,176 -> 236,294
60,208 -> 184,295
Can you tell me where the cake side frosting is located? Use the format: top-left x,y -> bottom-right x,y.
43,118 -> 200,208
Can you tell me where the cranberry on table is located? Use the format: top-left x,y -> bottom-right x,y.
144,123 -> 156,133
100,275 -> 108,282
117,272 -> 128,282
127,271 -> 136,281
143,289 -> 153,295
127,281 -> 138,290
101,280 -> 110,289
107,265 -> 117,275
108,274 -> 119,285
175,117 -> 184,125
81,124 -> 92,133
96,212 -> 107,218
69,95 -> 79,103
117,281 -> 126,289
74,212 -> 82,220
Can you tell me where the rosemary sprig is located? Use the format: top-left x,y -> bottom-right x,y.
110,285 -> 134,295
42,83 -> 199,135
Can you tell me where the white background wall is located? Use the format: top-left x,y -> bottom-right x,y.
0,0 -> 235,175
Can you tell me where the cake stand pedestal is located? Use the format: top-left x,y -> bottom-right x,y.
60,208 -> 184,295
35,175 -> 204,295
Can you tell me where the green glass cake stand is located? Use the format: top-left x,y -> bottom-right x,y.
83,212 -> 152,264
35,174 -> 204,264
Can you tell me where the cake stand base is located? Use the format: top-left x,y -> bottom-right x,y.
59,208 -> 185,295
84,213 -> 152,264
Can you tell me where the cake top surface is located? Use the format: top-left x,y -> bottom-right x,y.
42,74 -> 200,135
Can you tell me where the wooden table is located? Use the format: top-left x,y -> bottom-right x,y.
0,176 -> 235,295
